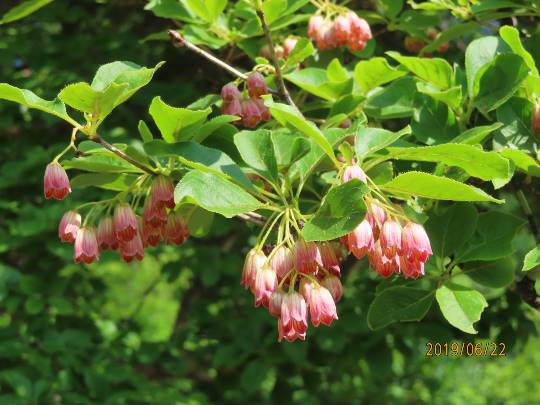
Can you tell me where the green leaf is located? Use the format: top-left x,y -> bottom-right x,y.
326,58 -> 350,82
303,180 -> 368,241
354,57 -> 406,93
464,257 -> 515,288
465,36 -> 509,98
1,0 -> 53,24
143,140 -> 252,187
422,21 -> 480,53
0,84 -> 74,124
494,97 -> 535,151
425,203 -> 478,258
388,143 -> 512,183
178,204 -> 215,238
436,284 -> 487,334
285,68 -> 352,101
191,115 -> 239,143
267,100 -> 336,163
70,173 -> 139,191
411,95 -> 459,145
91,60 -> 164,95
355,126 -> 411,160
63,154 -> 143,173
271,131 -> 311,167
456,211 -> 526,262
500,149 -> 540,177
58,82 -> 127,120
499,25 -> 538,75
282,38 -> 314,69
149,96 -> 211,143
138,120 -> 154,143
366,162 -> 394,184
183,0 -> 227,22
416,82 -> 462,111
381,172 -> 503,203
367,287 -> 434,330
364,77 -> 416,119
234,130 -> 279,183
387,52 -> 453,89
262,0 -> 287,24
451,123 -> 503,144
522,245 -> 540,272
174,170 -> 263,218
473,54 -> 529,113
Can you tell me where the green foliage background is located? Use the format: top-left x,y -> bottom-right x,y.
0,1 -> 539,404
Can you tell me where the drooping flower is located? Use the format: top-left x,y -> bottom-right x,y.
348,220 -> 374,259
143,197 -> 167,228
113,203 -> 138,242
254,98 -> 271,122
44,162 -> 71,200
321,274 -> 343,302
221,83 -> 241,103
58,210 -> 81,243
241,99 -> 262,128
379,219 -> 402,257
142,220 -> 163,247
342,163 -> 367,184
347,12 -> 372,41
333,15 -> 351,45
400,256 -> 425,279
278,291 -> 308,342
369,242 -> 400,278
119,234 -> 145,263
283,37 -> 298,59
247,72 -> 268,98
308,15 -> 324,39
365,201 -> 387,237
241,249 -> 266,292
74,227 -> 99,264
295,239 -> 322,275
401,222 -> 432,262
532,104 -> 540,133
309,286 -> 338,327
254,264 -> 277,308
97,216 -> 118,250
150,175 -> 175,209
269,290 -> 285,317
222,98 -> 243,121
165,211 -> 189,245
299,277 -> 314,303
269,245 -> 294,281
319,241 -> 341,275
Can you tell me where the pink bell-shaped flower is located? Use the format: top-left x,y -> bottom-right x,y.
379,219 -> 402,257
309,286 -> 338,327
365,201 -> 387,237
97,216 -> 118,250
347,219 -> 374,259
400,256 -> 425,279
295,239 -> 322,275
283,37 -> 298,58
269,245 -> 294,281
58,210 -> 81,244
254,264 -> 277,309
44,162 -> 71,200
347,12 -> 372,41
143,197 -> 167,228
401,222 -> 432,263
221,83 -> 241,103
241,248 -> 267,292
74,227 -> 99,264
241,99 -> 262,128
318,242 -> 341,275
247,72 -> 268,98
113,203 -> 138,242
165,211 -> 189,245
150,175 -> 175,209
308,15 -> 324,39
269,290 -> 285,317
299,277 -> 314,303
119,233 -> 145,263
278,291 -> 308,342
333,15 -> 351,45
342,164 -> 367,184
320,274 -> 343,302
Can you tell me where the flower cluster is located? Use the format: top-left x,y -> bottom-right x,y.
308,11 -> 372,52
221,72 -> 270,128
241,240 -> 342,342
45,164 -> 189,264
340,164 -> 432,279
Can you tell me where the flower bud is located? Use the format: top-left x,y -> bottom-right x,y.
241,249 -> 266,292
221,83 -> 241,103
404,36 -> 426,53
254,264 -> 277,308
309,286 -> 338,327
58,210 -> 81,244
113,203 -> 139,242
150,175 -> 175,209
318,242 -> 341,275
278,291 -> 308,342
270,245 -> 294,281
74,227 -> 99,264
44,162 -> 71,200
119,234 -> 145,263
379,219 -> 402,257
342,164 -> 367,184
97,216 -> 118,250
269,290 -> 285,317
308,15 -> 324,39
241,99 -> 262,128
283,37 -> 298,59
339,118 -> 352,129
321,274 -> 343,302
247,72 -> 268,98
165,211 -> 189,245
532,104 -> 540,133
295,239 -> 323,275
348,220 -> 374,259
401,222 -> 432,262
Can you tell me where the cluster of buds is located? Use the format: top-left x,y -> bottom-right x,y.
262,37 -> 299,60
241,240 -> 343,342
404,28 -> 449,55
532,103 -> 540,133
45,164 -> 189,264
221,72 -> 270,128
340,164 -> 432,279
308,11 -> 372,52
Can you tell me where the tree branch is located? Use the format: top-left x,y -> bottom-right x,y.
256,8 -> 297,109
168,30 -> 248,81
90,134 -> 157,175
237,212 -> 266,227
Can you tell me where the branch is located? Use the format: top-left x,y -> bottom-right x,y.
256,8 -> 297,108
237,212 -> 266,227
90,134 -> 157,175
168,30 -> 248,81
